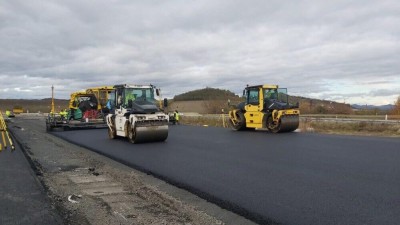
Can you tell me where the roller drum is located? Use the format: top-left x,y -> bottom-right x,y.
134,125 -> 168,143
277,115 -> 299,133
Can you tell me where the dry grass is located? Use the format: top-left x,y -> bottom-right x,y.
299,120 -> 400,137
182,115 -> 400,137
180,115 -> 229,128
302,114 -> 400,120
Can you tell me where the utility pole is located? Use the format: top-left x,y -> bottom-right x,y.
51,85 -> 55,113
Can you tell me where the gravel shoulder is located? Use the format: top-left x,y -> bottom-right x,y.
9,115 -> 255,225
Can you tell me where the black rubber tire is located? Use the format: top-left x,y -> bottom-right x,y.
229,111 -> 246,131
46,123 -> 52,132
108,127 -> 116,139
267,116 -> 280,133
127,124 -> 136,143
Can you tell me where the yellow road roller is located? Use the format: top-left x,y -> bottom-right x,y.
228,84 -> 300,133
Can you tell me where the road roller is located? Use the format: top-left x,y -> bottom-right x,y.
106,84 -> 169,143
228,84 -> 300,133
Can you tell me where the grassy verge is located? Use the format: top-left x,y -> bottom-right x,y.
180,115 -> 229,127
300,120 -> 400,137
181,115 -> 400,137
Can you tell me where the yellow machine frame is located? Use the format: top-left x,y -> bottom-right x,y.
69,86 -> 114,111
229,84 -> 300,132
86,86 -> 114,110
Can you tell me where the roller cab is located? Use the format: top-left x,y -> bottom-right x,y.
228,84 -> 299,133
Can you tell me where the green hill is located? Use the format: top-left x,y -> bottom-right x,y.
173,87 -> 240,101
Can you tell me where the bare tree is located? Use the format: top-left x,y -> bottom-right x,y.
392,96 -> 400,115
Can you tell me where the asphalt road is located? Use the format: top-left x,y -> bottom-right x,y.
0,137 -> 62,225
53,125 -> 400,225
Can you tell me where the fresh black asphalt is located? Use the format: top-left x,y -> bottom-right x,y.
53,125 -> 400,225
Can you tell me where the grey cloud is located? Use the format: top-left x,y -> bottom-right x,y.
369,89 -> 399,97
0,0 -> 399,104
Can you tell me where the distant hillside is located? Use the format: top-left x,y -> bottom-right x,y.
1,90 -> 390,116
174,87 -> 241,101
294,96 -> 353,114
0,99 -> 69,113
351,104 -> 394,111
170,87 -> 354,114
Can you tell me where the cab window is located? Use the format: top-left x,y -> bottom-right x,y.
247,89 -> 259,105
264,89 -> 278,100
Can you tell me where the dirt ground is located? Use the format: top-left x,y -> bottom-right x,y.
8,114 -> 255,225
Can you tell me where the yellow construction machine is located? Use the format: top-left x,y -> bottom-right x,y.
86,86 -> 115,111
67,86 -> 114,120
228,84 -> 300,133
46,86 -> 114,131
0,110 -> 15,151
106,84 -> 169,143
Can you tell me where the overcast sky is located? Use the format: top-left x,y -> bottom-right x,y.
1,0 -> 399,105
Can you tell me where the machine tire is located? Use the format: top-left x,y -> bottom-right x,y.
127,124 -> 136,143
229,111 -> 246,131
108,127 -> 116,139
267,116 -> 280,133
46,123 -> 52,132
107,116 -> 116,139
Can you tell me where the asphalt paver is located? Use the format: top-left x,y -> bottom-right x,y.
53,125 -> 400,225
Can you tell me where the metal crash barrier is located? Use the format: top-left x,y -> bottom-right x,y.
0,110 -> 15,151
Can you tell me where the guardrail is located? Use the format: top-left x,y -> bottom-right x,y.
300,117 -> 400,124
301,114 -> 400,121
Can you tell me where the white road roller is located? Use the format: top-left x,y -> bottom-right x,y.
106,84 -> 169,143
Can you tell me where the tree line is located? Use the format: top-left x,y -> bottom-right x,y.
393,96 -> 400,115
